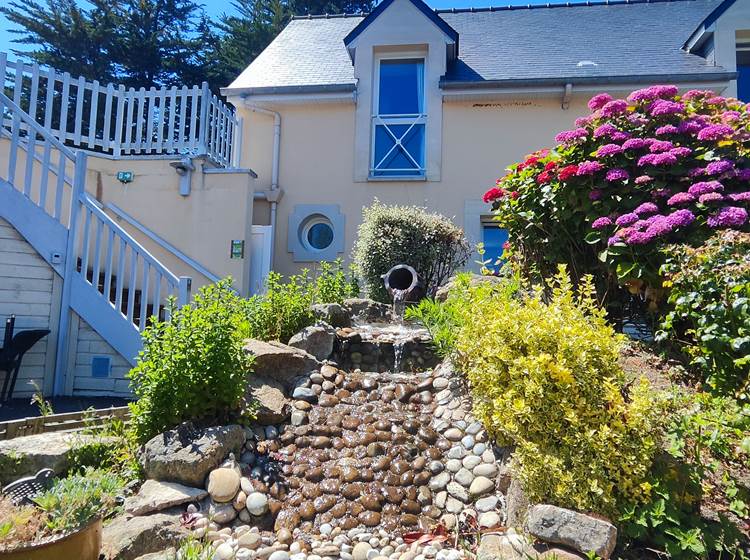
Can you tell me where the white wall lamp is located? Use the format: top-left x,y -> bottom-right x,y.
170,156 -> 196,196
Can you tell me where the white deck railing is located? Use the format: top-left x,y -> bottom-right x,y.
0,53 -> 241,167
0,91 -> 189,334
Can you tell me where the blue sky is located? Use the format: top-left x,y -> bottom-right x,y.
0,0 -> 584,57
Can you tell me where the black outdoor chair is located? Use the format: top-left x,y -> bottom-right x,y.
0,316 -> 50,402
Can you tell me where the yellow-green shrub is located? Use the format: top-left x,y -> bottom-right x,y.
455,268 -> 664,516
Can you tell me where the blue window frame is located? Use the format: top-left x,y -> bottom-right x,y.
482,223 -> 508,273
738,49 -> 750,102
371,59 -> 426,177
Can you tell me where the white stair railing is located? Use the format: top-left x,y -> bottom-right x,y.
0,90 -> 190,334
0,53 -> 242,167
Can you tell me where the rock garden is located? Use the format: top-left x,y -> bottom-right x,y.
1,86 -> 749,560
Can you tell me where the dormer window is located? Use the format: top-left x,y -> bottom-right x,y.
371,58 -> 426,177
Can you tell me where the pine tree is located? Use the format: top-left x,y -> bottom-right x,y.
1,0 -> 121,83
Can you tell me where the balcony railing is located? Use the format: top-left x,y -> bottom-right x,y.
0,53 -> 241,167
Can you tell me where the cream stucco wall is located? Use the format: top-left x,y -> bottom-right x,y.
83,156 -> 257,295
236,94 -> 594,277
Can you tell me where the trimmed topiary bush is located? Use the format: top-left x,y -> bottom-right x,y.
353,201 -> 470,302
455,268 -> 664,516
487,86 -> 750,308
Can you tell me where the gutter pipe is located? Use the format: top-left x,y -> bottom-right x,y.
246,104 -> 281,268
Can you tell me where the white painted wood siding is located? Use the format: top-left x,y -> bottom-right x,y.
0,218 -> 58,397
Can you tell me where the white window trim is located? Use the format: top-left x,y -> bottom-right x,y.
300,216 -> 335,253
370,54 -> 427,179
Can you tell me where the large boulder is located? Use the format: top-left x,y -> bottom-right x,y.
0,431 -> 115,484
312,303 -> 351,328
246,376 -> 290,424
243,339 -> 320,388
124,480 -> 207,516
140,422 -> 245,487
526,504 -> 618,559
288,323 -> 336,361
101,511 -> 186,560
344,298 -> 391,322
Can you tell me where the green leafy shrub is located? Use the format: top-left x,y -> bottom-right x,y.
241,260 -> 358,343
658,231 -> 750,397
404,297 -> 461,358
128,279 -> 253,443
353,201 -> 470,302
34,468 -> 124,533
455,267 -> 664,516
621,393 -> 749,558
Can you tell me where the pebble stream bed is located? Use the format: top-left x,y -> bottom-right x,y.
189,328 -> 509,560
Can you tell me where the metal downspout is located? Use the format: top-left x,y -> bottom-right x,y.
246,104 -> 281,268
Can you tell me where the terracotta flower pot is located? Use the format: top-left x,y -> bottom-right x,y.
0,517 -> 101,560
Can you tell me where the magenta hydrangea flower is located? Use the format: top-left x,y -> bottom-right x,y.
645,216 -> 673,237
677,119 -> 706,134
650,100 -> 685,116
607,235 -> 622,246
601,99 -> 628,117
737,169 -> 750,181
606,168 -> 629,182
627,85 -> 678,103
656,125 -> 679,135
707,206 -> 748,228
706,96 -> 726,106
666,209 -> 695,228
635,175 -> 654,185
698,192 -> 724,204
592,216 -> 614,230
652,188 -> 671,198
588,93 -> 613,111
639,153 -> 678,166
623,138 -> 649,150
728,192 -> 750,202
575,116 -> 592,128
577,161 -> 604,175
635,202 -> 659,216
688,181 -> 724,196
670,146 -> 692,158
649,140 -> 675,153
721,111 -> 742,123
682,89 -> 711,100
596,144 -> 624,157
705,160 -> 734,176
589,189 -> 603,201
611,131 -> 631,142
688,167 -> 706,177
667,192 -> 696,206
554,128 -> 589,143
593,123 -> 619,138
625,230 -> 654,245
697,124 -> 734,141
616,213 -> 639,227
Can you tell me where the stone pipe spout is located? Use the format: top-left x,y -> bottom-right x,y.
382,264 -> 419,304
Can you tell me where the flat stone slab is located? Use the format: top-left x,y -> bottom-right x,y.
0,431 -> 114,485
125,479 -> 207,516
243,339 -> 320,388
526,504 -> 617,559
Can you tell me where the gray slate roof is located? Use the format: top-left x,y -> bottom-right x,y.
226,0 -> 731,94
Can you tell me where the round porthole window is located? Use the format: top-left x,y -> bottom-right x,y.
301,216 -> 334,251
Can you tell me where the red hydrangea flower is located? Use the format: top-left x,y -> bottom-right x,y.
558,165 -> 579,181
483,187 -> 505,203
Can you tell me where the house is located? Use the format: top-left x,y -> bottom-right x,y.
224,0 -> 748,274
0,0 -> 747,399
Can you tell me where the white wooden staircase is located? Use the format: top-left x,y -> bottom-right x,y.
0,91 -> 189,394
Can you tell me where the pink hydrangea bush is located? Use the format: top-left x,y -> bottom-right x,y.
487,86 -> 750,293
